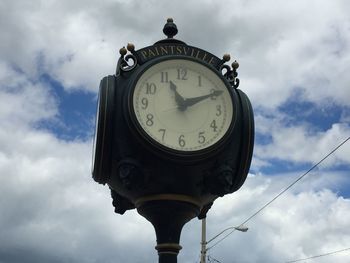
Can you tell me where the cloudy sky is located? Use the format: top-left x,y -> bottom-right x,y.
1,0 -> 350,262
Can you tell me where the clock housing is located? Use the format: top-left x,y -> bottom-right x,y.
91,18 -> 255,263
92,18 -> 254,219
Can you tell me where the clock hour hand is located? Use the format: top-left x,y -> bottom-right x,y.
169,81 -> 186,109
183,90 -> 223,107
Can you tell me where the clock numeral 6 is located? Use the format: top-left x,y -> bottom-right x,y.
146,114 -> 154,126
146,83 -> 157,94
178,134 -> 186,147
198,131 -> 206,144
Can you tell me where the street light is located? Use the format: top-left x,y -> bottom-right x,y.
200,219 -> 248,263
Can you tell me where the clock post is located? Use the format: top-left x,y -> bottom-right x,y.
92,19 -> 254,263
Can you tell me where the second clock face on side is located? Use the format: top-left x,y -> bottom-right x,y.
131,58 -> 234,153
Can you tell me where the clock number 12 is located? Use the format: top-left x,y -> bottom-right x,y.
177,68 -> 187,80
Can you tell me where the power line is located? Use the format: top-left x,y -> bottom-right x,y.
285,246 -> 350,262
207,136 -> 350,251
208,255 -> 222,263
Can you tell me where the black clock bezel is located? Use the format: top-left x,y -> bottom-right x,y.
92,76 -> 115,183
125,55 -> 240,161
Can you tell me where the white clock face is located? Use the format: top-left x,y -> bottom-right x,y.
132,59 -> 234,152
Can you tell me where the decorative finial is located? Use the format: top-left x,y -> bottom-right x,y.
127,43 -> 135,52
222,54 -> 231,62
119,47 -> 127,56
163,18 -> 178,38
232,60 -> 239,70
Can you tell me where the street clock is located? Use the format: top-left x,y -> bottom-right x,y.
92,18 -> 254,263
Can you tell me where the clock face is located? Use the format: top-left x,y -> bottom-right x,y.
131,58 -> 234,152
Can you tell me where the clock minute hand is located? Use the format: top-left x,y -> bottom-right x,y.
169,81 -> 186,109
183,90 -> 223,107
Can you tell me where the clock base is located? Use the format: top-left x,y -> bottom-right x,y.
137,199 -> 200,263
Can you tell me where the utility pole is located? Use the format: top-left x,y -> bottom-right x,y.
200,219 -> 249,263
200,218 -> 207,263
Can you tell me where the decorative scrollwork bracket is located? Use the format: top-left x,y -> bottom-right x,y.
116,43 -> 138,76
219,54 -> 240,89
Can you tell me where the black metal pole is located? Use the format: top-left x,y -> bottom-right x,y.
156,243 -> 182,263
137,200 -> 200,263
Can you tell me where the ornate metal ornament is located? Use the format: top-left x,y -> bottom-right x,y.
116,44 -> 138,75
220,61 -> 240,88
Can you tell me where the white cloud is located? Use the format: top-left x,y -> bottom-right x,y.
0,106 -> 157,262
0,57 -> 157,262
0,101 -> 349,263
231,1 -> 350,109
0,62 -> 57,128
198,173 -> 350,263
2,128 -> 349,263
254,111 -> 350,166
0,0 -> 350,262
1,0 -> 349,108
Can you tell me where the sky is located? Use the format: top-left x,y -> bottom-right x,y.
0,0 -> 350,262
